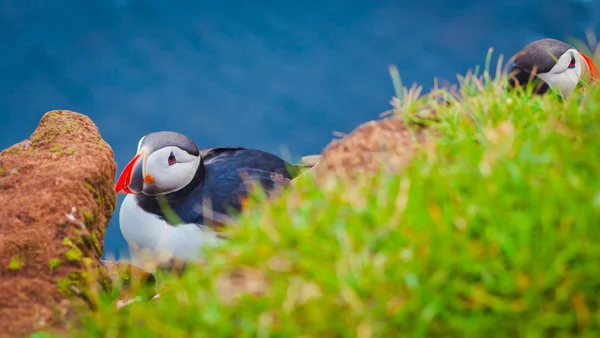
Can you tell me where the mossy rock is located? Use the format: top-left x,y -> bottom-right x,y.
0,110 -> 117,336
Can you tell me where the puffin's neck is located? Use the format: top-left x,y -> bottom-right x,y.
135,157 -> 207,220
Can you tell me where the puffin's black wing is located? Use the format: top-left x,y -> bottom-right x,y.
224,167 -> 291,212
178,168 -> 291,228
203,147 -> 296,178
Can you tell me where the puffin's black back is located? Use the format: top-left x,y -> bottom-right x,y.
135,147 -> 295,227
201,146 -> 293,178
512,38 -> 573,73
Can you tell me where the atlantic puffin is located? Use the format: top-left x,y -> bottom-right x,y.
115,131 -> 311,272
506,38 -> 598,96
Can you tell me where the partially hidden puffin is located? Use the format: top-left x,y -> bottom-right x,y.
115,131 -> 313,272
506,38 -> 598,96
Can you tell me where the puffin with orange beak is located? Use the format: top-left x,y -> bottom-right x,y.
506,38 -> 598,96
115,131 -> 310,272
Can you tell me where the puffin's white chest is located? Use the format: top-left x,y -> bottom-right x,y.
119,194 -> 222,271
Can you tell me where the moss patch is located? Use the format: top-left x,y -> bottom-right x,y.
49,259 -> 62,271
81,210 -> 94,229
8,256 -> 23,270
62,238 -> 84,262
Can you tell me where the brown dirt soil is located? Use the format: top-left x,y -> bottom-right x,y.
311,116 -> 432,183
0,110 -> 116,337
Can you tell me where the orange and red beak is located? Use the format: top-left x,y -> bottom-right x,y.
580,52 -> 599,82
115,151 -> 147,194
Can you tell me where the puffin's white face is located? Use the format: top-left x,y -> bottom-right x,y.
116,131 -> 203,196
143,146 -> 201,195
536,48 -> 583,97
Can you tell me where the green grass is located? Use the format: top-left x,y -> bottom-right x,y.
57,50 -> 600,337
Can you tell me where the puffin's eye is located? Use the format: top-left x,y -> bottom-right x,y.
568,56 -> 576,69
168,152 -> 177,166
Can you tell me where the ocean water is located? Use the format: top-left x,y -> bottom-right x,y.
1,0 -> 598,259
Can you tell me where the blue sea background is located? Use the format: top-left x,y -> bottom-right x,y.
1,0 -> 599,259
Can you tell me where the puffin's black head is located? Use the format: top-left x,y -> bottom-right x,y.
116,131 -> 202,196
506,38 -> 598,96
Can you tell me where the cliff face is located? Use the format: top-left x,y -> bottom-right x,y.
0,110 -> 117,337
